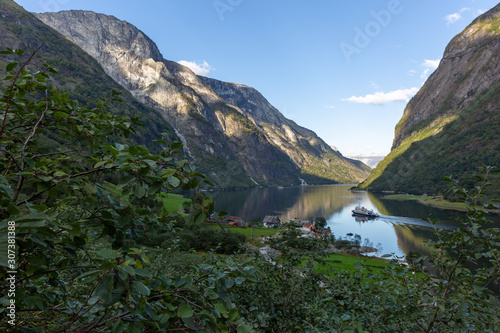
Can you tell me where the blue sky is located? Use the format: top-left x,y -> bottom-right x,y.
15,0 -> 499,156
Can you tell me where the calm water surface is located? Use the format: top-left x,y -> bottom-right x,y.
209,185 -> 500,258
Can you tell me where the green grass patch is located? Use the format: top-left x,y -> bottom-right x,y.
315,253 -> 391,276
383,194 -> 500,213
160,193 -> 191,212
228,227 -> 280,238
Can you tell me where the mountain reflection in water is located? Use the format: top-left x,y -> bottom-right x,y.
210,185 -> 500,258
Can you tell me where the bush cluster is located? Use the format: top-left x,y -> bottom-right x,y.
139,225 -> 246,255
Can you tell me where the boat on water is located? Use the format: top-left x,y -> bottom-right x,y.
352,205 -> 379,218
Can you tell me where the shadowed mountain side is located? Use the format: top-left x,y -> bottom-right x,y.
362,93 -> 499,198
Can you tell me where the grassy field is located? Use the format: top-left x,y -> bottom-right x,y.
160,193 -> 191,212
208,225 -> 281,246
316,253 -> 392,275
227,227 -> 280,238
384,194 -> 480,212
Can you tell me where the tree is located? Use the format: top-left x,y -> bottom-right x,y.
1,47 -> 499,332
313,216 -> 327,229
0,47 -> 252,332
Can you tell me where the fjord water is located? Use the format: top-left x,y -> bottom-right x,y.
210,185 -> 500,258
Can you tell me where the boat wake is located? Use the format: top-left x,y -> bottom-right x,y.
378,215 -> 455,230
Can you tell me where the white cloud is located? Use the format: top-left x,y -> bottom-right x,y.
342,87 -> 419,105
421,68 -> 431,80
325,105 -> 336,109
408,69 -> 417,76
422,59 -> 441,70
420,59 -> 441,79
445,8 -> 472,25
445,12 -> 462,25
177,60 -> 214,76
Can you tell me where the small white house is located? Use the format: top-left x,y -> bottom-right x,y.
262,216 -> 281,228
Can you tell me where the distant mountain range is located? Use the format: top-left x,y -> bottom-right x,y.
0,0 -> 371,188
346,155 -> 385,169
359,4 -> 500,198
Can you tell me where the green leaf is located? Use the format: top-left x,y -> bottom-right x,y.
229,308 -> 240,321
168,176 -> 181,188
171,142 -> 184,149
6,62 -> 18,72
54,111 -> 69,119
127,322 -> 141,333
96,248 -> 120,260
118,264 -> 135,276
341,314 -> 351,321
238,324 -> 253,333
128,146 -> 139,156
214,303 -> 227,316
159,313 -> 170,324
118,175 -> 136,187
177,304 -> 193,318
76,270 -> 102,281
225,278 -> 234,289
132,281 -> 150,296
143,159 -> 157,168
134,186 -> 146,198
102,286 -> 124,307
96,275 -> 113,303
112,319 -> 126,333
53,171 -> 67,178
104,144 -> 119,156
135,268 -> 152,278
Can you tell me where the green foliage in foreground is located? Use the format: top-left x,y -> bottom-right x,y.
0,49 -> 499,332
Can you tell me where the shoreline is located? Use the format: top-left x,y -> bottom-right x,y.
382,194 -> 500,215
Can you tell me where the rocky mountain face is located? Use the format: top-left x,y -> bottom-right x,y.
0,0 -> 177,150
35,9 -> 370,187
198,77 -> 370,183
360,4 -> 500,198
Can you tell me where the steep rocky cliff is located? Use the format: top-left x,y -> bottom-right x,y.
0,0 -> 177,150
35,9 -> 370,187
360,4 -> 500,197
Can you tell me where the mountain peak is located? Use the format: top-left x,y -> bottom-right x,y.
36,10 -> 164,63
